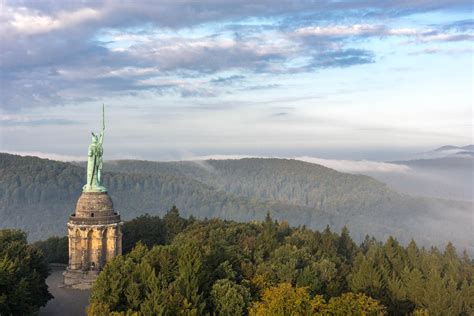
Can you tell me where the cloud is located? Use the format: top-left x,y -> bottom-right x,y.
295,157 -> 411,173
211,75 -> 246,85
182,154 -> 260,161
2,150 -> 86,161
179,86 -> 217,98
310,49 -> 375,68
409,33 -> 474,43
4,1 -> 471,30
0,27 -> 370,111
128,35 -> 289,73
271,112 -> 289,117
441,19 -> 474,32
180,154 -> 411,173
0,117 -> 79,126
8,7 -> 101,35
409,47 -> 473,55
294,23 -> 473,43
294,24 -> 418,37
0,0 -> 472,112
241,84 -> 281,91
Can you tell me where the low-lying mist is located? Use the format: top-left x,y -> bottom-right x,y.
187,154 -> 473,201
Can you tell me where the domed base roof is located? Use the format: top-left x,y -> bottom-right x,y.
69,192 -> 120,225
75,191 -> 114,217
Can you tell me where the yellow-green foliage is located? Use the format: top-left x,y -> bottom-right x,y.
249,283 -> 313,315
249,283 -> 386,316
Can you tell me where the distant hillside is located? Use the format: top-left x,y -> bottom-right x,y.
377,155 -> 474,201
456,151 -> 474,157
107,159 -> 405,218
104,158 -> 473,250
434,145 -> 459,152
394,155 -> 473,169
433,144 -> 473,152
0,153 -> 472,253
413,144 -> 474,161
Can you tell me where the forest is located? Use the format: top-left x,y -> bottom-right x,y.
1,153 -> 472,254
31,208 -> 474,315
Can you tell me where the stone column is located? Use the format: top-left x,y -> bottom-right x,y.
106,226 -> 117,262
81,228 -> 88,270
117,227 -> 123,256
67,227 -> 73,268
98,227 -> 107,268
69,227 -> 83,270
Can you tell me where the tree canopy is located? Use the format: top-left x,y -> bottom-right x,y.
88,210 -> 474,315
0,229 -> 52,315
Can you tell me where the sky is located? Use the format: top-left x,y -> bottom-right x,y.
0,0 -> 473,161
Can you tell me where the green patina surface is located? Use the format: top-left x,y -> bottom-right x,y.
83,104 -> 107,192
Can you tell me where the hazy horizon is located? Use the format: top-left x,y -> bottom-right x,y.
2,142 -> 472,161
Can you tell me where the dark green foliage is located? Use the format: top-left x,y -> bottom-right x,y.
348,240 -> 474,315
88,212 -> 474,315
164,205 -> 191,242
122,214 -> 167,254
122,207 -> 193,253
33,236 -> 68,264
0,229 -> 52,315
174,242 -> 206,314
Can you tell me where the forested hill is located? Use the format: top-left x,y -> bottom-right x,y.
103,158 -> 472,252
0,153 -> 321,240
1,153 -> 472,253
105,158 -> 392,211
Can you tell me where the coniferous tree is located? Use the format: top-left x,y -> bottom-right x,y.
349,251 -> 384,299
174,242 -> 206,314
122,214 -> 166,253
338,226 -> 357,262
86,215 -> 474,315
0,229 -> 52,315
164,206 -> 189,242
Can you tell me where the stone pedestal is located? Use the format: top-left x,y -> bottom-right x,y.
63,191 -> 122,289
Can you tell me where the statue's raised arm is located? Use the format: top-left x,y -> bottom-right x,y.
83,105 -> 107,193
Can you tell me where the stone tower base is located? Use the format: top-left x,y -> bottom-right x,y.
62,269 -> 99,290
63,191 -> 122,290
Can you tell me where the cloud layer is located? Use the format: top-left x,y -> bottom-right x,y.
1,0 -> 472,111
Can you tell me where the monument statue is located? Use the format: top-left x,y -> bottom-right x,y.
83,104 -> 107,192
64,104 -> 122,289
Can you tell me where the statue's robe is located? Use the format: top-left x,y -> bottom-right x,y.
86,142 -> 103,190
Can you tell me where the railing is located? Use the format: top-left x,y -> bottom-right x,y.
69,213 -> 121,225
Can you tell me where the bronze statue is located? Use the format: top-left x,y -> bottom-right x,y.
83,104 -> 107,192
